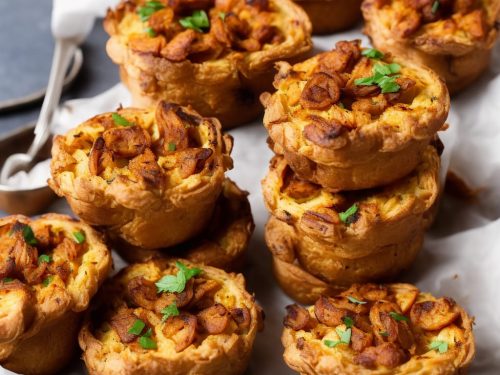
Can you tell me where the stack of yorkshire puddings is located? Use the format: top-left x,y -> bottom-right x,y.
261,39 -> 450,305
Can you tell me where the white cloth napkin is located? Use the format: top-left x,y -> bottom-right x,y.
2,14 -> 500,375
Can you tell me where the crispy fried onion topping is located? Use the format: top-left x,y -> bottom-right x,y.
283,284 -> 464,369
109,273 -> 253,352
0,221 -> 85,288
86,102 -> 214,185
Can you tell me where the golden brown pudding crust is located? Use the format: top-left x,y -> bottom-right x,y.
362,0 -> 500,93
262,145 -> 440,287
261,39 -> 449,191
0,214 -> 112,375
114,178 -> 254,272
79,259 -> 263,375
49,101 -> 233,250
104,0 -> 312,127
294,0 -> 363,34
281,283 -> 475,374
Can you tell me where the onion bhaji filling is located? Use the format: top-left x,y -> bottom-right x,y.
111,0 -> 285,63
284,284 -> 466,369
103,263 -> 253,352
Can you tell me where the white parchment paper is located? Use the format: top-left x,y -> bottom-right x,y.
2,28 -> 499,375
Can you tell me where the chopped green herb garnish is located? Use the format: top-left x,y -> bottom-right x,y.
155,261 -> 202,294
428,340 -> 448,353
22,225 -> 37,245
38,254 -> 52,264
168,142 -> 177,152
324,327 -> 352,348
347,295 -> 367,305
73,231 -> 86,244
362,48 -> 384,60
112,113 -> 134,127
342,316 -> 354,328
389,311 -> 409,322
138,331 -> 157,349
219,11 -> 226,20
355,63 -> 401,94
161,302 -> 180,322
145,27 -> 156,37
179,10 -> 209,33
42,276 -> 53,287
431,0 -> 440,14
137,1 -> 165,22
128,319 -> 146,336
379,330 -> 389,337
339,204 -> 359,225
2,277 -> 14,283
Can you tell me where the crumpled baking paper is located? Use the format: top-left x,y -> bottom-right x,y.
2,28 -> 499,375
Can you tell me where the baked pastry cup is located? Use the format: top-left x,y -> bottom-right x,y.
262,145 -> 440,286
114,178 -> 254,272
0,214 -> 112,375
104,0 -> 312,128
294,0 -> 363,34
79,259 -> 263,375
49,101 -> 233,250
261,39 -> 449,191
362,0 -> 500,94
281,283 -> 475,374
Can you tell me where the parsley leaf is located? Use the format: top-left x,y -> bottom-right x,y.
22,225 -> 37,245
138,332 -> 157,349
355,63 -> 401,94
362,48 -> 384,59
428,340 -> 448,353
168,142 -> 177,152
137,1 -> 165,22
342,316 -> 354,328
377,75 -> 401,93
38,254 -> 52,264
155,262 -> 202,294
161,302 -> 180,322
42,276 -> 53,287
347,295 -> 367,305
431,0 -> 440,14
389,311 -> 409,322
323,327 -> 352,348
339,204 -> 359,225
179,10 -> 209,33
112,113 -> 134,127
128,319 -> 146,336
73,231 -> 86,244
145,27 -> 156,37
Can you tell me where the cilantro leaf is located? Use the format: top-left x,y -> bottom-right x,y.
42,276 -> 53,287
176,261 -> 202,280
137,1 -> 165,22
342,316 -> 354,328
38,254 -> 52,264
155,262 -> 201,294
362,48 -> 384,59
389,311 -> 409,322
73,231 -> 86,244
339,204 -> 359,225
22,225 -> 37,245
168,142 -> 177,152
323,327 -> 352,348
179,10 -> 209,33
161,302 -> 180,322
128,319 -> 146,336
428,340 -> 448,353
378,75 -> 401,94
112,113 -> 134,127
355,62 -> 401,94
347,295 -> 367,305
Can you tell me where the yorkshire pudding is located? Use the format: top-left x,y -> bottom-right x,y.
0,214 -> 112,375
79,259 -> 263,375
261,39 -> 449,191
104,0 -> 312,128
49,101 -> 233,250
362,0 -> 500,94
282,283 -> 475,374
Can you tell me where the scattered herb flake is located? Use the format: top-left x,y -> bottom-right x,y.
42,276 -> 53,287
161,302 -> 180,322
138,334 -> 157,349
355,63 -> 401,94
179,10 -> 209,33
342,316 -> 354,329
38,254 -> 52,264
128,319 -> 146,336
428,340 -> 448,353
219,11 -> 226,20
155,261 -> 202,294
145,27 -> 156,37
389,311 -> 409,322
347,295 -> 367,305
431,0 -> 440,14
22,225 -> 37,245
137,1 -> 165,22
379,330 -> 389,337
339,204 -> 359,225
2,277 -> 14,283
112,113 -> 134,127
168,142 -> 177,152
362,48 -> 384,59
73,231 -> 86,244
